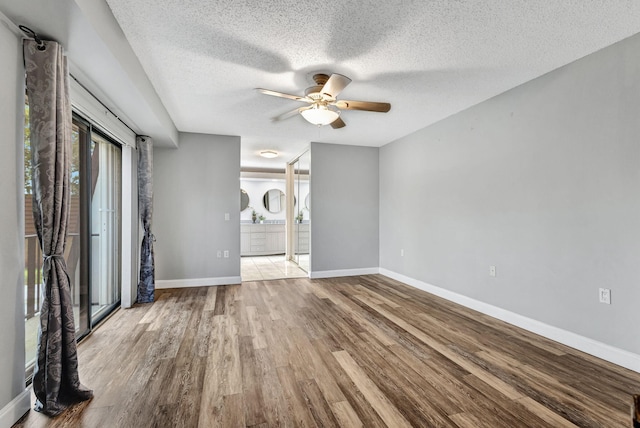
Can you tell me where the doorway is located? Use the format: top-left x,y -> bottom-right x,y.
239,173 -> 307,281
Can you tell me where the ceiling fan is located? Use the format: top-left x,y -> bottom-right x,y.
257,73 -> 391,129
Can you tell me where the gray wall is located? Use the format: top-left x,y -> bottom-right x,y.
154,133 -> 241,280
0,21 -> 25,411
380,33 -> 640,354
310,142 -> 379,273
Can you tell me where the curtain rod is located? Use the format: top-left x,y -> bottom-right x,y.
69,74 -> 138,137
16,22 -> 139,139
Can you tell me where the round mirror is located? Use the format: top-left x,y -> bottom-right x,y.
263,189 -> 285,213
305,194 -> 310,210
240,189 -> 249,211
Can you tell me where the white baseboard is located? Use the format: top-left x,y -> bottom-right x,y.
155,276 -> 242,289
380,268 -> 640,373
310,267 -> 380,279
0,388 -> 30,428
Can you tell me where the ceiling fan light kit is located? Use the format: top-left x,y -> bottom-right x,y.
257,73 -> 391,129
300,104 -> 340,126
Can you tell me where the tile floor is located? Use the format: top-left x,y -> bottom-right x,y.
241,255 -> 308,281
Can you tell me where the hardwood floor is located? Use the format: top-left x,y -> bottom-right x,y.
14,275 -> 640,427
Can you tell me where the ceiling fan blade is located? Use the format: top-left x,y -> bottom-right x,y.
321,74 -> 352,98
330,116 -> 346,129
272,107 -> 306,122
257,88 -> 310,102
334,100 -> 391,112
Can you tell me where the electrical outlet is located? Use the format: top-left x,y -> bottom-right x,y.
223,250 -> 229,258
599,288 -> 611,304
400,249 -> 404,257
489,266 -> 496,277
224,213 -> 230,221
217,250 -> 221,258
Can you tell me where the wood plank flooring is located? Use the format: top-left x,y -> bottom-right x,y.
14,274 -> 640,427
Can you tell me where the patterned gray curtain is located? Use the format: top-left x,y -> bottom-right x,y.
24,39 -> 93,416
137,136 -> 155,303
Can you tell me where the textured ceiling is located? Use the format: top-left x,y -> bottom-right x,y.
105,0 -> 640,168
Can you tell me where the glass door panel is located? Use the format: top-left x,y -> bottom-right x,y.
90,133 -> 121,322
288,149 -> 310,273
297,150 -> 310,272
71,120 -> 90,338
292,158 -> 300,265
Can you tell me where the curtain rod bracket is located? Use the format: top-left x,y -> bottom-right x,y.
19,25 -> 46,51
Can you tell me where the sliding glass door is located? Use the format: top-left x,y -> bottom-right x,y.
24,109 -> 122,378
67,117 -> 122,333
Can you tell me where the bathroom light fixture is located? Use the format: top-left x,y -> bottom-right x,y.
300,104 -> 340,126
260,150 -> 278,158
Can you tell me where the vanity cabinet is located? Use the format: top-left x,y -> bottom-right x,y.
266,224 -> 286,254
296,223 -> 309,253
241,223 -> 286,256
240,228 -> 251,253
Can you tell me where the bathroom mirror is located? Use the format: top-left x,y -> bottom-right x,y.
240,189 -> 249,211
263,189 -> 286,213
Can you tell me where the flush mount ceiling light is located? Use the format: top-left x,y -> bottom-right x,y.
299,104 -> 340,126
260,150 -> 278,158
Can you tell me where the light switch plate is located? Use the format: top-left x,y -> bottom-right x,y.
489,266 -> 496,277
